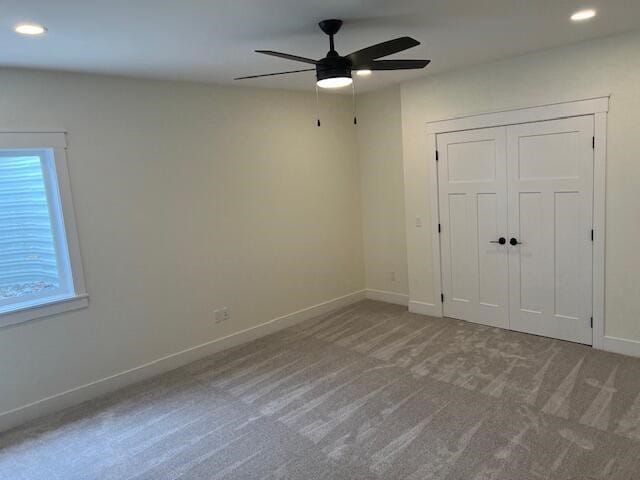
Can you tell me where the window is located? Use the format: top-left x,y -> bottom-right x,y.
0,132 -> 87,327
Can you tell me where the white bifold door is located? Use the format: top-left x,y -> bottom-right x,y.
437,116 -> 594,344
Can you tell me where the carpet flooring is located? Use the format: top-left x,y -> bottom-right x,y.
2,300 -> 640,479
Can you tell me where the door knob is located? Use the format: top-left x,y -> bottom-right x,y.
510,237 -> 522,246
490,237 -> 506,245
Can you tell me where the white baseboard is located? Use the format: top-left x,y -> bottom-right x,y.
365,289 -> 409,306
0,289 -> 366,433
408,300 -> 442,317
364,291 -> 444,319
601,335 -> 640,358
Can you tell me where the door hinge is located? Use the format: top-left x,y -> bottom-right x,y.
590,317 -> 593,328
438,223 -> 441,233
591,229 -> 594,242
440,293 -> 444,303
435,150 -> 439,161
592,136 -> 595,149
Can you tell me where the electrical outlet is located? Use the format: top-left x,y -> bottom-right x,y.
390,271 -> 397,282
214,307 -> 230,324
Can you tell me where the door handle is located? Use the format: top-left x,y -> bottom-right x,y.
510,237 -> 522,246
490,237 -> 506,245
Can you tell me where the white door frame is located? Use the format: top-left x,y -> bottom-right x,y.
423,96 -> 608,349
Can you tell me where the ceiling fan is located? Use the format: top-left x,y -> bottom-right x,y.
235,19 -> 430,89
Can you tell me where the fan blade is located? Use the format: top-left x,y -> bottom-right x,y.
255,50 -> 317,65
347,37 -> 419,65
359,59 -> 431,71
234,68 -> 315,80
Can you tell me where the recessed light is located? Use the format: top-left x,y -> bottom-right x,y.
356,69 -> 372,77
571,9 -> 596,21
14,23 -> 47,36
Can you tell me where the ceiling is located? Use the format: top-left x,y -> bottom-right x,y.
1,0 -> 640,93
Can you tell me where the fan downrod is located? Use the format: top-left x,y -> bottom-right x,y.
319,19 -> 342,54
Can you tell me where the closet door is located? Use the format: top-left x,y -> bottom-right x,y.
506,116 -> 594,344
437,127 -> 509,328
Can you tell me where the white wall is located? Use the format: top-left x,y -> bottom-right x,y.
356,87 -> 408,301
0,69 -> 364,424
357,30 -> 640,344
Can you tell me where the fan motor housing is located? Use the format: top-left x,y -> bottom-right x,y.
316,56 -> 352,82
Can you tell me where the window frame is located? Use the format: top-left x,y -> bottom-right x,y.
0,131 -> 88,328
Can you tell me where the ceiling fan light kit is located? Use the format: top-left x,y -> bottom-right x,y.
316,76 -> 352,88
235,18 -> 430,123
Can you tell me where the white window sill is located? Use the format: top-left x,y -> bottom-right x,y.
0,294 -> 89,328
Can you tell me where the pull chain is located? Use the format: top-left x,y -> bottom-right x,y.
315,84 -> 321,127
352,79 -> 357,125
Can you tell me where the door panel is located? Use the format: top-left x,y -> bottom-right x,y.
554,192 -> 582,318
507,116 -> 593,344
517,192 -> 546,313
477,193 -> 502,307
437,127 -> 509,328
449,193 -> 473,301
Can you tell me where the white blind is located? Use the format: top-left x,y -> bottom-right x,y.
0,155 -> 59,298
